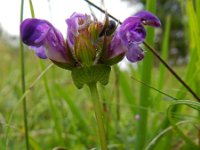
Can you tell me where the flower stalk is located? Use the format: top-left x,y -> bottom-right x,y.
20,0 -> 30,149
88,83 -> 107,150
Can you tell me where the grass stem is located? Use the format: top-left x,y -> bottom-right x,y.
20,0 -> 30,149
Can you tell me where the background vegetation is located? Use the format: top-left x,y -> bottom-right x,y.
0,0 -> 200,149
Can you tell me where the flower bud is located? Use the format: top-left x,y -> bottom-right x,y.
88,22 -> 103,42
74,29 -> 96,66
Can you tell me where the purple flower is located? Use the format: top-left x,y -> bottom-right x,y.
108,10 -> 161,63
20,11 -> 160,69
20,18 -> 73,67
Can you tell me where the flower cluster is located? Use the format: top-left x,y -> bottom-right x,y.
20,11 -> 160,70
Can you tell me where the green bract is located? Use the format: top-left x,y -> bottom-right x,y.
71,65 -> 111,89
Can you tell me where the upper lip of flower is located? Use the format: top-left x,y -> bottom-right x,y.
20,18 -> 73,64
114,10 -> 161,63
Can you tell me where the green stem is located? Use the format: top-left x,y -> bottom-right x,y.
88,83 -> 107,150
20,0 -> 30,149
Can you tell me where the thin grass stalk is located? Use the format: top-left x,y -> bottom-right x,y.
165,0 -> 200,130
144,41 -> 200,149
196,0 -> 200,22
135,1 -> 156,149
155,15 -> 171,106
152,2 -> 200,148
39,62 -> 64,144
119,70 -> 136,115
186,0 -> 200,94
131,77 -> 178,101
174,0 -> 198,100
167,100 -> 200,149
145,120 -> 192,150
56,85 -> 90,133
28,0 -> 35,17
5,64 -> 53,149
20,0 -> 30,149
143,42 -> 200,102
186,0 -> 200,146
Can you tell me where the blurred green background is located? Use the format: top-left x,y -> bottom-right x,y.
0,0 -> 200,150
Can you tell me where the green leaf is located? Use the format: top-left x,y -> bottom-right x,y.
71,64 -> 111,89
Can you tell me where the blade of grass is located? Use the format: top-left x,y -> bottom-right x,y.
39,61 -> 65,144
175,0 -> 199,99
28,0 -> 35,17
145,120 -> 192,150
143,42 -> 200,102
155,15 -> 171,106
131,76 -> 178,101
196,0 -> 200,21
118,68 -> 137,115
167,100 -> 200,149
162,1 -> 200,148
186,0 -> 200,95
56,84 -> 90,133
135,0 -> 157,149
5,64 -> 53,149
29,136 -> 43,150
154,1 -> 200,148
20,0 -> 30,149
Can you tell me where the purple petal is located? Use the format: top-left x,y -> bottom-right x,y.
44,28 -> 68,63
20,18 -> 71,63
134,11 -> 161,27
105,35 -> 126,60
126,44 -> 144,63
20,18 -> 51,46
66,12 -> 91,49
30,46 -> 47,59
118,18 -> 146,45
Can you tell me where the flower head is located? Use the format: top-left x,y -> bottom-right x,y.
20,11 -> 160,69
20,11 -> 160,88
